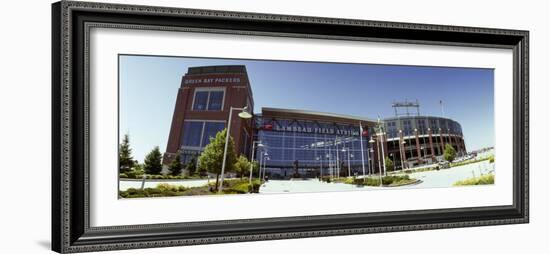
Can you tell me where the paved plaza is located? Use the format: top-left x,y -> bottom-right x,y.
119,160 -> 494,193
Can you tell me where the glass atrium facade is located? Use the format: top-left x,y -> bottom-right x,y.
255,117 -> 372,178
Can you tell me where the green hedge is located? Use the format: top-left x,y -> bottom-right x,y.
453,174 -> 494,186
119,173 -> 204,180
119,179 -> 262,198
344,175 -> 415,187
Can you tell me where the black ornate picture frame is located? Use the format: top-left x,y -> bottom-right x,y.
51,1 -> 529,253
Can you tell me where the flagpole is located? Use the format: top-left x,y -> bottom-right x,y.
359,122 -> 366,178
440,100 -> 445,118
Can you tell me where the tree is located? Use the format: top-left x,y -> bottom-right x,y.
185,156 -> 197,176
252,160 -> 260,177
198,129 -> 237,190
169,153 -> 183,176
234,155 -> 251,179
385,156 -> 394,172
119,134 -> 134,174
444,144 -> 457,163
144,146 -> 163,175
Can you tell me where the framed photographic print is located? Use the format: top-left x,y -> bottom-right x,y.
52,1 -> 529,253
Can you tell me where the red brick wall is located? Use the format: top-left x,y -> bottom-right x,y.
163,71 -> 254,165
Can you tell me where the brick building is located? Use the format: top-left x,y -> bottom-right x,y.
163,65 -> 467,177
163,65 -> 254,166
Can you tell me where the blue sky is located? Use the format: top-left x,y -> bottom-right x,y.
119,55 -> 494,162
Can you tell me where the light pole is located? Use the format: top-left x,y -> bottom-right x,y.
350,153 -> 354,176
258,151 -> 264,181
260,152 -> 268,180
369,148 -> 374,176
342,147 -> 352,177
249,141 -> 264,188
359,122 -> 367,179
389,153 -> 394,173
326,153 -> 333,180
263,157 -> 270,179
316,156 -> 323,180
369,138 -> 375,176
375,136 -> 383,186
219,106 -> 252,193
401,140 -> 407,170
376,118 -> 387,177
335,137 -> 340,179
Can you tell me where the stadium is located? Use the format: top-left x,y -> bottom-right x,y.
163,65 -> 467,178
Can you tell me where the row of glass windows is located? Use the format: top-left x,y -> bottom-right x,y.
384,117 -> 463,139
192,90 -> 224,111
181,121 -> 225,148
257,131 -> 371,168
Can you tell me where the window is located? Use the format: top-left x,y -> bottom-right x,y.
182,121 -> 225,148
192,89 -> 225,111
192,91 -> 209,110
182,121 -> 203,147
201,122 -> 225,146
208,91 -> 224,111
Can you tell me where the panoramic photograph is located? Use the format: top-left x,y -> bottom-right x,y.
117,55 -> 495,198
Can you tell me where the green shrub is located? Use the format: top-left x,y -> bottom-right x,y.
344,177 -> 355,184
120,179 -> 260,198
248,180 -> 261,193
163,190 -> 179,196
144,188 -> 161,195
320,176 -> 332,183
230,183 -> 250,194
182,187 -> 212,196
126,188 -> 138,195
119,191 -> 129,198
454,174 -> 494,186
119,173 -> 128,178
126,171 -> 137,178
345,175 -> 414,186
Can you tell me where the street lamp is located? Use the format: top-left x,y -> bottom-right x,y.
376,118 -> 387,177
401,140 -> 407,169
316,156 -> 323,180
335,138 -> 340,179
342,147 -> 351,177
359,122 -> 367,179
369,148 -> 374,176
325,153 -> 332,180
259,152 -> 268,181
219,106 -> 252,193
249,141 -> 264,189
369,138 -> 375,176
263,157 -> 270,179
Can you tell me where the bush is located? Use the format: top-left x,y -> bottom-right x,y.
119,173 -> 128,178
126,171 -> 138,178
126,188 -> 138,195
182,187 -> 212,196
454,174 -> 494,186
120,179 -> 260,198
345,175 -> 414,187
321,176 -> 332,183
144,187 -> 161,195
230,182 -> 250,194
